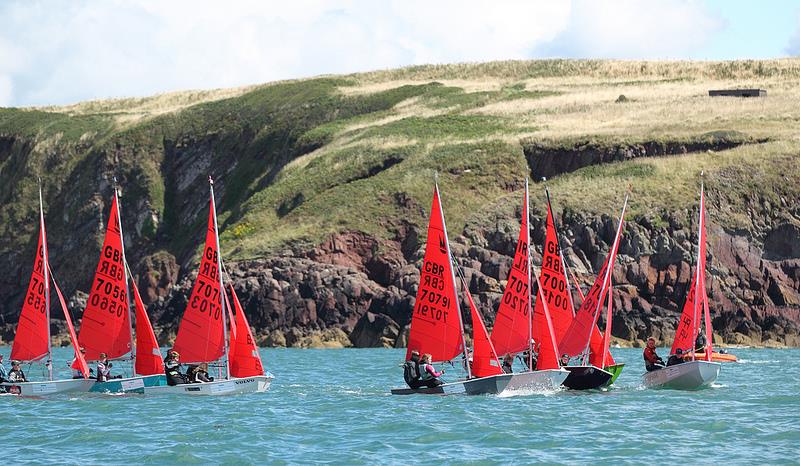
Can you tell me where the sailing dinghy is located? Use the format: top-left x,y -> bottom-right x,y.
144,178 -> 272,396
77,185 -> 165,394
488,179 -> 569,392
557,196 -> 628,389
1,186 -> 94,396
643,181 -> 720,390
391,180 -> 567,396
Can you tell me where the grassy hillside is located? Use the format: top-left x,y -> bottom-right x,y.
2,58 -> 800,269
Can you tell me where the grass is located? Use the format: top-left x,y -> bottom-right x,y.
2,58 -> 800,266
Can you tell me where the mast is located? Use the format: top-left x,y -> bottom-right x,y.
39,179 -> 53,381
436,176 -> 471,379
690,177 -> 705,362
525,179 -> 534,372
210,176 -> 231,379
113,178 -> 136,374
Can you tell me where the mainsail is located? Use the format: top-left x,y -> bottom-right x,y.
132,279 -> 164,376
78,195 -> 131,361
405,184 -> 465,364
229,285 -> 265,378
172,195 -> 226,363
10,211 -> 50,363
559,198 -> 627,358
491,186 -> 532,357
532,201 -> 573,369
671,183 -> 713,360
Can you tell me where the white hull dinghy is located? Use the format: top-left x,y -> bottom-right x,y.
0,378 -> 95,396
144,374 -> 273,396
390,369 -> 568,396
642,360 -> 720,390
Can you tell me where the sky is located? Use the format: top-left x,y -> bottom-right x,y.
1,0 -> 799,107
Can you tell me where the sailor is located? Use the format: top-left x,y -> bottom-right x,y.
164,350 -> 188,386
0,354 -> 7,382
190,363 -> 214,383
559,354 -> 571,367
643,337 -> 664,371
695,331 -> 707,353
419,353 -> 445,388
403,350 -> 423,389
666,348 -> 686,366
96,353 -> 117,382
502,353 -> 514,374
8,361 -> 27,382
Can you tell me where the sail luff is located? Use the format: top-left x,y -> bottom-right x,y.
50,268 -> 90,378
40,183 -> 53,380
114,183 -> 136,373
525,179 -> 533,371
533,270 -> 561,370
127,263 -> 164,376
435,180 -> 470,379
209,178 -> 231,380
601,287 -> 613,367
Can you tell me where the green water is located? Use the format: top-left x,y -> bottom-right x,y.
1,347 -> 798,464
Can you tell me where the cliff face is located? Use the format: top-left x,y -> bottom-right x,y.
1,59 -> 799,348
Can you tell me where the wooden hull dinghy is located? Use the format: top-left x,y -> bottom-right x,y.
642,360 -> 720,390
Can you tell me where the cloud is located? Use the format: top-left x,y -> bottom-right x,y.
0,0 -> 571,107
0,0 -> 737,107
537,0 -> 724,59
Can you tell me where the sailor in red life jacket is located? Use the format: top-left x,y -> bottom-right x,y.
419,353 -> 445,388
643,337 -> 665,372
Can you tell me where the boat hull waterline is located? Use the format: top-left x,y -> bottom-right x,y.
642,360 -> 721,390
143,375 -> 273,396
390,369 -> 569,396
0,378 -> 95,396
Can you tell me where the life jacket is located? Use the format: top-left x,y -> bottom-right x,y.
97,361 -> 111,382
403,361 -> 420,384
419,363 -> 435,381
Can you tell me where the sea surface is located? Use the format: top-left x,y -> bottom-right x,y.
0,346 -> 798,465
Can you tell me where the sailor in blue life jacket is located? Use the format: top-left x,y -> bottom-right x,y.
419,353 -> 445,388
164,350 -> 189,386
403,350 -> 423,389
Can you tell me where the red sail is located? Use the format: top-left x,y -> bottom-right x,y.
560,200 -> 626,358
670,274 -> 699,355
491,189 -> 531,357
11,222 -> 50,362
229,285 -> 265,378
532,272 -> 563,370
467,290 -> 502,378
78,195 -> 131,361
172,197 -> 226,363
532,203 -> 573,368
405,186 -> 464,363
132,280 -> 164,376
52,275 -> 90,378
